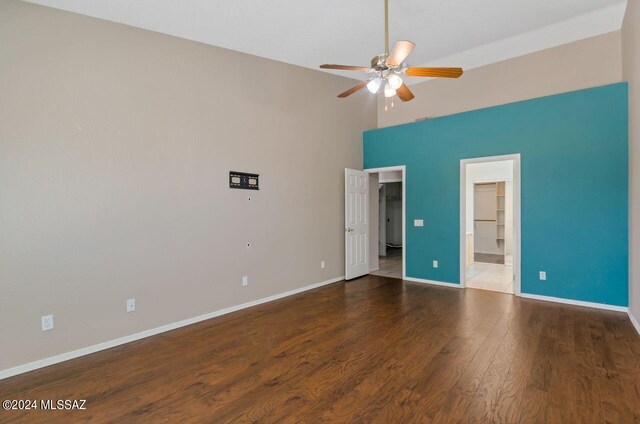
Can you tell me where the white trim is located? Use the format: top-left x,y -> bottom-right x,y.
364,167 -> 406,173
406,3 -> 626,85
460,154 -> 521,296
520,293 -> 628,312
629,311 -> 640,336
0,276 -> 345,380
403,276 -> 461,289
365,166 -> 406,280
379,178 -> 402,183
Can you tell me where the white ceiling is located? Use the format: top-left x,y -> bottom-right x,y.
25,0 -> 627,83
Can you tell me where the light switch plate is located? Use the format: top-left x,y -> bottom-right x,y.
127,298 -> 136,313
242,276 -> 248,286
414,219 -> 424,227
539,271 -> 547,281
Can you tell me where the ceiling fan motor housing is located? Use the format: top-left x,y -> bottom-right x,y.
371,54 -> 389,70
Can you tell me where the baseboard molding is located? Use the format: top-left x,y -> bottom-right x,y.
519,293 -> 628,312
403,276 -> 461,289
0,275 -> 345,380
629,311 -> 640,336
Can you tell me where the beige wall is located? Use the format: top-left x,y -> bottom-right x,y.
623,0 -> 640,322
378,31 -> 623,128
0,0 -> 376,372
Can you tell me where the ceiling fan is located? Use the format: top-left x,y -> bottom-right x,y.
320,0 -> 463,107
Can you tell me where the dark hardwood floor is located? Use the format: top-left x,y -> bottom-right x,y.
1,275 -> 639,423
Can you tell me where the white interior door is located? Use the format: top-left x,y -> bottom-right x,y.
345,168 -> 369,280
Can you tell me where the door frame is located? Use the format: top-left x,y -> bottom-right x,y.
459,155 -> 521,296
365,165 -> 406,279
378,184 -> 387,258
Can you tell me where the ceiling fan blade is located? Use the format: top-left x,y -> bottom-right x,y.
386,41 -> 415,67
405,67 -> 464,78
396,84 -> 415,102
320,64 -> 370,72
337,79 -> 371,98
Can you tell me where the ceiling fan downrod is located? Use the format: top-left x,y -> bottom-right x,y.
385,0 -> 389,57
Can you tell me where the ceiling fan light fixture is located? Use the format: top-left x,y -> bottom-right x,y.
388,74 -> 403,90
319,0 -> 462,102
384,82 -> 396,98
367,78 -> 383,94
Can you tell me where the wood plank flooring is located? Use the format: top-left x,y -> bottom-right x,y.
1,275 -> 639,423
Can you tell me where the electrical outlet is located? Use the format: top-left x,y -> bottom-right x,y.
321,260 -> 325,269
433,260 -> 438,268
242,276 -> 248,286
127,298 -> 136,313
41,315 -> 54,331
539,271 -> 547,281
414,219 -> 424,227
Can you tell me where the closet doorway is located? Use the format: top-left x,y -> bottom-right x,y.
460,155 -> 521,295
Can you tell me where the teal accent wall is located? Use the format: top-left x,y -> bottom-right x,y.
364,83 -> 628,307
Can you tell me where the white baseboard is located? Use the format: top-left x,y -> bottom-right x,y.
629,311 -> 640,336
403,276 -> 461,288
519,293 -> 628,312
0,275 -> 345,380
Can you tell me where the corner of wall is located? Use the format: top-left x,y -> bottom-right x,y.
622,0 -> 640,323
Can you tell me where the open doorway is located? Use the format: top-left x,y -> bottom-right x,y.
375,179 -> 403,278
460,155 -> 521,295
365,166 -> 405,280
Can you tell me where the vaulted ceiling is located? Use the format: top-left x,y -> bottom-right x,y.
26,0 -> 627,82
